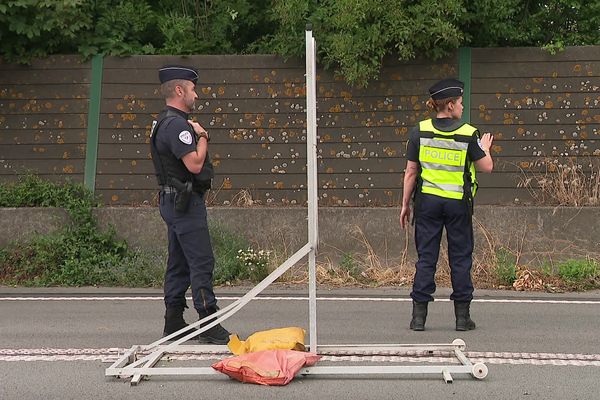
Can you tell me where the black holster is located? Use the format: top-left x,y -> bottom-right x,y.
171,178 -> 192,212
411,187 -> 420,226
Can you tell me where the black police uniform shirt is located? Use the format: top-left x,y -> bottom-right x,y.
155,106 -> 198,161
406,118 -> 486,163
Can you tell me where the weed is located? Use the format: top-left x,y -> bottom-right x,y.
495,247 -> 517,286
209,223 -> 251,285
339,252 -> 362,280
237,248 -> 271,282
557,258 -> 599,283
210,224 -> 273,285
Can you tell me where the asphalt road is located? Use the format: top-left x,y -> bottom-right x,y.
1,286 -> 599,400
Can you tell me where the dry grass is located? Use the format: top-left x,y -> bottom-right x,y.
518,157 -> 600,206
273,225 -> 414,287
206,186 -> 262,207
230,189 -> 260,207
265,218 -> 599,292
512,267 -> 563,292
218,179 -> 600,292
279,258 -> 412,287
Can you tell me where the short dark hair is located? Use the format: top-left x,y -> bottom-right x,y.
160,79 -> 188,99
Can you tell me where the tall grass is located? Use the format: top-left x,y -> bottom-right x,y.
519,158 -> 600,206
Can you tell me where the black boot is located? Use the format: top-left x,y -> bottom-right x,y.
197,308 -> 231,345
163,305 -> 192,341
409,300 -> 428,331
454,301 -> 476,331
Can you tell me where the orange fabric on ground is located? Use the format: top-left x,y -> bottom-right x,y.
212,349 -> 321,386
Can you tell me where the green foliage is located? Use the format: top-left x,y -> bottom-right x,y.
78,0 -> 158,58
210,224 -> 271,285
322,0 -> 414,86
339,252 -> 363,280
0,175 -> 163,286
1,1 -> 599,85
0,0 -> 91,63
236,247 -> 271,282
262,0 -> 465,87
210,224 -> 249,285
0,174 -> 99,224
232,0 -> 600,87
557,259 -> 599,283
157,12 -> 200,55
464,0 -> 600,49
0,175 -> 272,286
495,247 -> 517,286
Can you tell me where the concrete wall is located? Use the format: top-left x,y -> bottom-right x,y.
2,207 -> 599,265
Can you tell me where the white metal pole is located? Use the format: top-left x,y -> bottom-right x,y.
305,26 -> 318,353
105,28 -> 488,384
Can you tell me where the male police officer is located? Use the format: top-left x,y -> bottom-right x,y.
400,78 -> 494,331
150,65 -> 230,344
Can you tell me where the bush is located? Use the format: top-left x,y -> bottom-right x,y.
210,224 -> 250,285
210,224 -> 272,285
557,259 -> 599,283
236,248 -> 271,282
3,1 -> 599,87
0,175 -> 162,286
0,175 -> 271,286
495,247 -> 517,286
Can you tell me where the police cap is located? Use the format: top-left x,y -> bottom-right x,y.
158,65 -> 199,84
428,78 -> 464,100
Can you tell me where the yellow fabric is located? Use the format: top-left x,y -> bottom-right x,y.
228,327 -> 306,356
418,119 -> 479,198
419,145 -> 466,166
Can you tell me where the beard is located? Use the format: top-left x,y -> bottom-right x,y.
183,97 -> 195,112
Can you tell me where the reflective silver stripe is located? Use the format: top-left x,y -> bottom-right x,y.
420,162 -> 464,172
430,86 -> 463,97
422,181 -> 464,193
420,138 -> 468,150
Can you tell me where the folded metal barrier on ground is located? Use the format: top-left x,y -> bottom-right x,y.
105,27 -> 488,385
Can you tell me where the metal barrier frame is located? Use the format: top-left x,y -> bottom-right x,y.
105,27 -> 488,385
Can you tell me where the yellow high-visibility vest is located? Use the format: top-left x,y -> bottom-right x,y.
418,119 -> 478,200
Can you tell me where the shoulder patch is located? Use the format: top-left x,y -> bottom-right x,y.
179,130 -> 193,145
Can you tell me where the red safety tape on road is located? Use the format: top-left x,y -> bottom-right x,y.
1,348 -> 599,366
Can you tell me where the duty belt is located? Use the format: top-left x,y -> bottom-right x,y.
160,185 -> 177,194
160,185 -> 205,194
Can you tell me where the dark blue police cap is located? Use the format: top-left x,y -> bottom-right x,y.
429,78 -> 464,100
158,65 -> 199,84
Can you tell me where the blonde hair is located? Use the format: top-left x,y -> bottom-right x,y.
426,96 -> 460,113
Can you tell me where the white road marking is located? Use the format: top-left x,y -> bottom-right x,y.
0,296 -> 599,305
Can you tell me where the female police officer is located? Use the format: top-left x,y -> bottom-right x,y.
150,65 -> 230,344
400,78 -> 494,331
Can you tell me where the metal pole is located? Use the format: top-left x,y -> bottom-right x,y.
105,29 -> 488,386
305,26 -> 319,354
